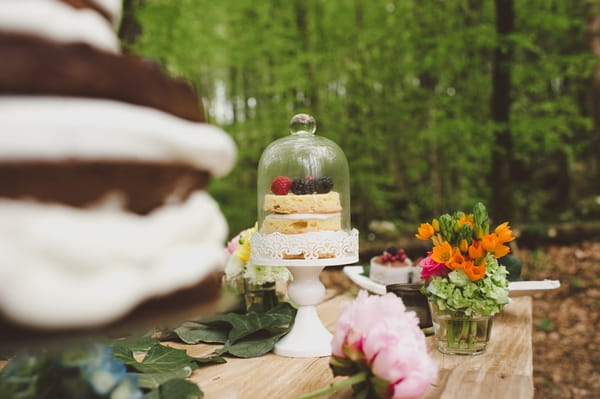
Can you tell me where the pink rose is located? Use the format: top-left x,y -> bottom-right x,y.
419,253 -> 450,281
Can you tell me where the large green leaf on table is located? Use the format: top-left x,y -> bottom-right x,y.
138,366 -> 193,390
173,302 -> 296,347
173,322 -> 228,345
110,335 -> 159,353
109,345 -> 138,368
202,302 -> 295,344
160,379 -> 203,399
145,379 -> 203,399
216,328 -> 289,358
132,345 -> 193,373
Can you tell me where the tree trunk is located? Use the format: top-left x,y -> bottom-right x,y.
490,0 -> 514,221
586,3 -> 600,184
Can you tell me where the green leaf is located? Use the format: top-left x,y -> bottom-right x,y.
111,335 -> 159,353
145,389 -> 161,399
134,345 -> 193,374
217,329 -> 288,358
159,379 -> 203,399
173,322 -> 228,345
200,302 -> 295,344
110,346 -> 138,367
137,367 -> 193,390
191,355 -> 226,365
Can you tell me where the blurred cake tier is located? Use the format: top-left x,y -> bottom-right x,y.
0,0 -> 238,333
262,212 -> 342,234
0,33 -> 203,121
263,191 -> 342,214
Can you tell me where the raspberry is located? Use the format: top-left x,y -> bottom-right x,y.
270,176 -> 292,195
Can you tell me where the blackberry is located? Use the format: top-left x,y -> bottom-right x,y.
291,178 -> 307,194
315,176 -> 334,193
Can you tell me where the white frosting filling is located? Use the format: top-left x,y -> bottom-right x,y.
265,212 -> 341,220
0,191 -> 228,328
0,96 -> 237,177
0,0 -> 120,53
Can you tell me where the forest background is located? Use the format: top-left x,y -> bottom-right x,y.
121,0 -> 600,242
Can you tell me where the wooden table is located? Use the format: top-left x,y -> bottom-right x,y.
165,291 -> 534,399
0,290 -> 533,398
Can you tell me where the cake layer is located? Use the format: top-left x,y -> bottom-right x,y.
0,1 -> 119,52
0,161 -> 210,215
262,213 -> 342,234
0,191 -> 228,328
0,33 -> 203,121
263,191 -> 342,214
0,96 -> 236,177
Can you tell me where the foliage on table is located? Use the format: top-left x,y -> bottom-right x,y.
0,335 -> 224,399
416,202 -> 514,351
300,291 -> 436,399
161,302 -> 296,358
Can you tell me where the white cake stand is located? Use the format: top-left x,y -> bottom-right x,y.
273,264 -> 332,357
250,230 -> 359,358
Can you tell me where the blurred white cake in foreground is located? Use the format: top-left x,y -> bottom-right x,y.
0,0 -> 236,329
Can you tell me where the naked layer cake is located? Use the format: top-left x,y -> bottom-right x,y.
0,0 -> 237,330
261,176 -> 342,258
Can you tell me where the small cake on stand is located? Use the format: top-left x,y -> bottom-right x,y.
250,114 -> 359,358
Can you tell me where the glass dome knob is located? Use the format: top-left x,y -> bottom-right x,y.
289,113 -> 316,136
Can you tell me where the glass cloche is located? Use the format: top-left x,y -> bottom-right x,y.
250,114 -> 359,266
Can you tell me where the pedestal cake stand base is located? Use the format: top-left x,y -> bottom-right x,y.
273,265 -> 332,358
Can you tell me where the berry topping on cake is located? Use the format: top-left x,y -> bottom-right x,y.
291,178 -> 308,194
378,247 -> 408,265
291,176 -> 333,195
270,176 -> 292,195
315,176 -> 334,193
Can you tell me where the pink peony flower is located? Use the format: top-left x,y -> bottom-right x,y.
331,291 -> 408,358
419,253 -> 450,281
330,290 -> 437,399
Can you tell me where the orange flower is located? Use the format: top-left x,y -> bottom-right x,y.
493,244 -> 511,258
468,240 -> 486,260
458,214 -> 474,228
482,233 -> 511,258
481,234 -> 498,252
495,222 -> 515,244
459,239 -> 469,253
463,260 -> 486,281
431,241 -> 454,265
416,223 -> 435,240
447,250 -> 466,270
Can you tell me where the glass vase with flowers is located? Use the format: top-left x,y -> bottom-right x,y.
416,202 -> 515,355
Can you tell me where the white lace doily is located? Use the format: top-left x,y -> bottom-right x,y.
250,229 -> 359,266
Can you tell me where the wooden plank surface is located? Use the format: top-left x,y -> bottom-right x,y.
170,293 -> 533,399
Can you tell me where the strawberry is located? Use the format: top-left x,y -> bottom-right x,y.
270,176 -> 292,195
